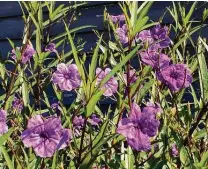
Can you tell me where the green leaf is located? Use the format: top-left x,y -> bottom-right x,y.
200,151 -> 208,167
88,35 -> 102,82
0,145 -> 14,169
138,1 -> 153,20
130,1 -> 138,28
51,25 -> 96,41
64,22 -> 86,86
86,89 -> 105,117
184,2 -> 197,26
0,128 -> 14,146
172,25 -> 204,52
132,16 -> 149,37
137,79 -> 154,103
51,151 -> 58,169
193,128 -> 207,140
21,72 -> 29,106
198,38 -> 208,102
51,4 -> 64,20
7,38 -> 15,49
180,146 -> 190,166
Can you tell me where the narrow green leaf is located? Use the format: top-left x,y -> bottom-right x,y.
138,1 -> 153,20
184,2 -> 197,26
137,79 -> 154,102
0,128 -> 14,146
51,151 -> 58,169
7,38 -> 15,49
0,145 -> 14,169
180,147 -> 190,165
51,25 -> 96,41
200,151 -> 208,167
86,89 -> 105,117
197,38 -> 208,102
193,129 -> 207,140
132,16 -> 149,37
172,25 -> 204,52
88,35 -> 103,82
64,22 -> 86,85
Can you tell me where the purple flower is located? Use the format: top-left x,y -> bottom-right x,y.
110,14 -> 125,23
123,69 -> 138,85
21,115 -> 71,157
117,103 -> 160,151
50,102 -> 62,116
52,63 -> 81,91
136,30 -> 154,45
116,24 -> 128,44
139,51 -> 170,69
12,96 -> 23,111
45,43 -> 56,52
12,44 -> 36,63
88,114 -> 101,126
142,102 -> 162,114
171,143 -> 178,157
96,68 -> 118,97
73,116 -> 85,128
151,24 -> 170,48
0,110 -> 8,136
157,64 -> 193,92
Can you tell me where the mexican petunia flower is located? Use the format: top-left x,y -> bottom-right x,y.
115,24 -> 128,44
117,103 -> 160,151
136,30 -> 154,45
171,143 -> 179,157
73,115 -> 85,137
109,14 -> 125,23
139,50 -> 170,69
12,44 -> 36,64
123,69 -> 138,85
12,96 -> 23,112
151,24 -> 171,49
45,43 -> 57,52
142,102 -> 162,114
73,115 -> 85,129
88,114 -> 101,126
96,68 -> 118,97
0,110 -> 8,136
157,64 -> 192,92
21,115 -> 71,158
52,63 -> 81,91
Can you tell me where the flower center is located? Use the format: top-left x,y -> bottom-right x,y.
64,74 -> 70,79
170,71 -> 179,79
39,131 -> 49,139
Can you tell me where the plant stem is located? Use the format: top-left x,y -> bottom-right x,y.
184,102 -> 208,145
77,117 -> 88,168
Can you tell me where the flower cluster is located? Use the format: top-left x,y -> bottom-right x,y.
12,96 -> 23,112
117,103 -> 160,151
45,43 -> 57,52
21,115 -> 71,157
12,44 -> 36,64
109,14 -> 125,24
138,24 -> 192,92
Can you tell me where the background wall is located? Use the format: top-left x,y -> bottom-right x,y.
1,2 -> 207,56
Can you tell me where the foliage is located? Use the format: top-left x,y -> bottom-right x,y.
0,1 -> 207,169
